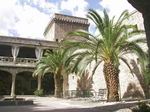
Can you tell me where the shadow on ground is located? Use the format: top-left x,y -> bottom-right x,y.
0,102 -> 137,112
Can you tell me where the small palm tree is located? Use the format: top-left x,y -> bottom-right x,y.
64,9 -> 146,101
77,70 -> 93,97
33,47 -> 73,98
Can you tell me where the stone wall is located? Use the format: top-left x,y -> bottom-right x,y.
55,21 -> 88,41
44,23 -> 55,41
67,54 -> 145,99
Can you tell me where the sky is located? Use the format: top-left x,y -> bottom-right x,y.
0,0 -> 136,39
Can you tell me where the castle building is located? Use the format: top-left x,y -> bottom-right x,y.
0,13 -> 146,99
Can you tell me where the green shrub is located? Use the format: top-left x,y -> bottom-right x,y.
34,89 -> 44,96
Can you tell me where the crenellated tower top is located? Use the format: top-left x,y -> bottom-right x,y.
44,13 -> 89,42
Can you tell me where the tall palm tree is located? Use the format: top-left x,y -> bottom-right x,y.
33,47 -> 73,98
64,9 -> 146,102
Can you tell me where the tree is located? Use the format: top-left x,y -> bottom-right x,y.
128,0 -> 150,62
77,70 -> 93,97
33,47 -> 73,98
64,9 -> 146,102
138,52 -> 150,98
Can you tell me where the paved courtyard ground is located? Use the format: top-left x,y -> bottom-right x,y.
0,96 -> 140,112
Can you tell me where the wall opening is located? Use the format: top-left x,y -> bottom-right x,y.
0,70 -> 11,95
18,47 -> 36,58
16,71 -> 37,95
43,73 -> 55,95
0,45 -> 12,57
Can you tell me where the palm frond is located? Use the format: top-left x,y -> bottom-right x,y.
87,9 -> 105,35
91,60 -> 103,76
119,57 -> 134,75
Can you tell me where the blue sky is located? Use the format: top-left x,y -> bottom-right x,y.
0,0 -> 135,39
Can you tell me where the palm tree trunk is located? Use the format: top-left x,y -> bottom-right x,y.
63,74 -> 69,98
54,73 -> 63,98
103,62 -> 119,102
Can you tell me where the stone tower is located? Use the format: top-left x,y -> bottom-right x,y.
44,13 -> 89,42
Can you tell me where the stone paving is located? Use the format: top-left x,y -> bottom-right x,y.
0,96 -> 138,112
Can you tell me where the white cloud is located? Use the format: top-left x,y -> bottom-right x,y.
89,0 -> 138,35
60,0 -> 88,17
31,0 -> 59,13
0,0 -> 18,36
13,4 -> 50,39
100,0 -> 144,30
0,0 -> 138,38
89,0 -> 144,36
0,0 -> 60,39
0,0 -> 89,38
100,0 -> 135,17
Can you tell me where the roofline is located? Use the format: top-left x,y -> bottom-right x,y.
0,35 -> 58,48
54,13 -> 88,21
43,13 -> 89,36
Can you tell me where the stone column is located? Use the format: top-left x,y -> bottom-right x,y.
35,48 -> 43,91
35,48 -> 43,60
37,75 -> 42,91
11,73 -> 16,97
11,46 -> 19,63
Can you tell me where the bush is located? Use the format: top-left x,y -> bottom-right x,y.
132,101 -> 150,112
34,89 -> 44,96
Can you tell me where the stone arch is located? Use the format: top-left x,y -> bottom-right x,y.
16,71 -> 37,95
0,70 -> 12,95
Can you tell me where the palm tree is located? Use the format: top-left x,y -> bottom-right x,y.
33,47 -> 73,98
77,71 -> 92,91
77,70 -> 93,97
128,0 -> 150,57
64,9 -> 146,102
138,52 -> 150,98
